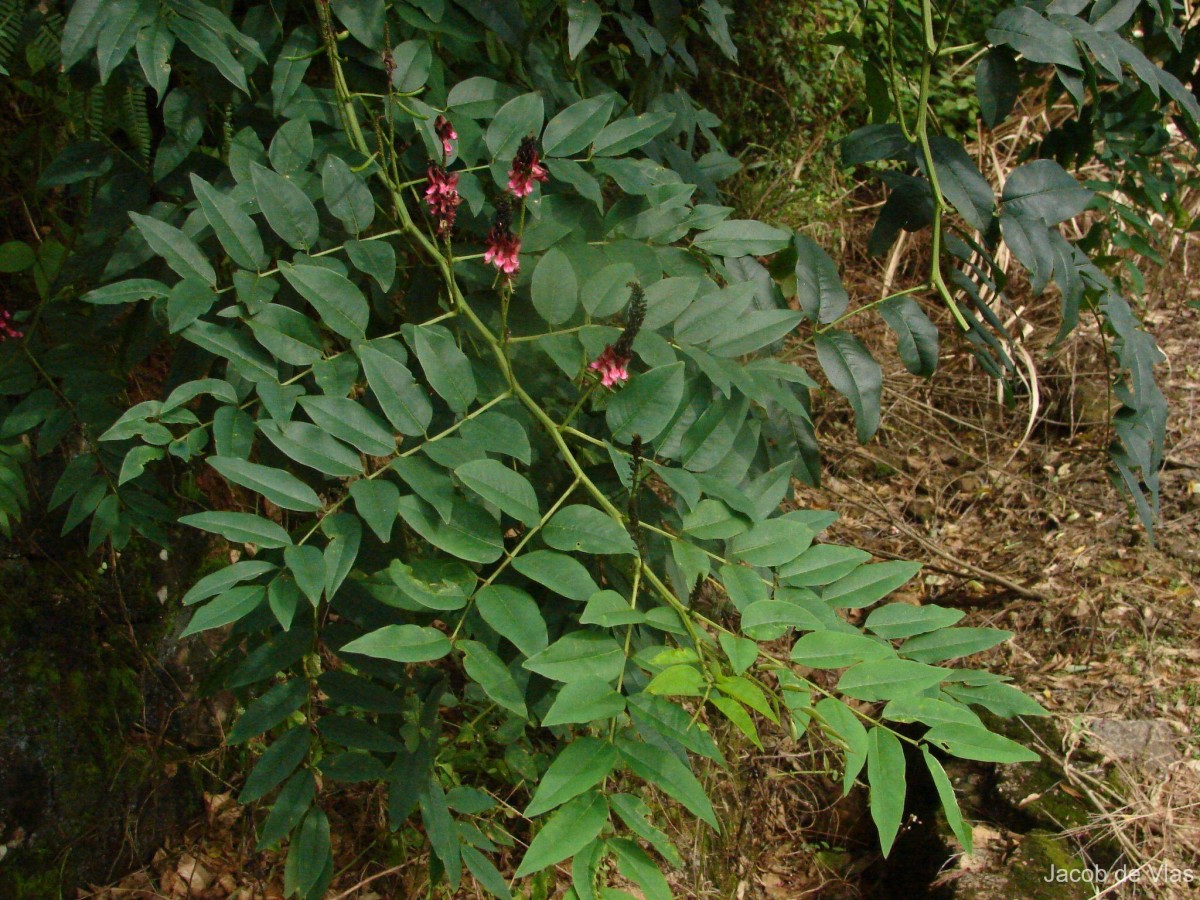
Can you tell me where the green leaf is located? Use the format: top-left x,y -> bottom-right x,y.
350,479 -> 400,542
531,246 -> 579,325
682,499 -> 748,540
229,678 -> 308,744
867,727 -> 906,856
542,678 -> 626,726
207,457 -> 321,512
322,155 -> 375,234
610,838 -> 671,900
322,513 -> 360,599
396,494 -> 503,564
878,296 -> 939,376
840,124 -> 911,166
475,584 -> 548,656
285,806 -> 331,898
512,550 -> 599,601
388,560 -> 470,611
815,330 -> 882,444
1002,159 -> 1093,226
792,234 -> 848,324
581,263 -> 639,317
182,560 -> 276,606
259,421 -> 363,478
168,16 -> 251,94
257,770 -> 314,850
339,624 -> 452,663
605,362 -> 684,444
248,304 -> 322,365
693,220 -> 791,257
610,794 -> 683,868
359,344 -> 432,436
706,309 -> 804,357
179,511 -> 292,548
865,603 -> 964,639
525,739 -> 617,817
280,264 -> 369,342
250,162 -> 319,250
462,846 -> 512,900
627,694 -> 723,762
923,723 -> 1039,763
790,631 -> 895,669
544,505 -> 637,556
346,238 -> 396,291
461,640 -> 526,717
191,174 -> 267,270
523,630 -> 625,683
780,544 -> 870,585
390,456 -> 454,521
837,659 -> 949,701
516,791 -> 609,877
543,94 -> 615,157
181,585 -> 266,636
581,590 -> 643,628
183,321 -> 277,383
976,49 -> 1020,128
944,681 -> 1048,718
823,561 -> 921,609
391,39 -> 432,92
927,137 -> 994,233
486,92 -> 544,163
731,518 -> 814,567
816,697 -> 868,794
986,7 -> 1081,69
900,627 -> 1013,663
455,459 -> 540,527
567,0 -> 602,59
923,747 -> 973,854
298,396 -> 395,457
165,277 -> 215,334
617,736 -> 717,829
240,726 -> 311,803
82,278 -> 170,305
592,111 -> 675,156
285,544 -> 325,606
129,212 -> 216,286
884,696 -> 983,728
408,325 -> 477,413
739,599 -> 825,641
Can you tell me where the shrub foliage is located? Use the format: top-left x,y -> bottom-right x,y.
0,0 -> 1192,895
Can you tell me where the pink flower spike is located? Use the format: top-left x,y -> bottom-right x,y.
424,164 -> 462,236
589,346 -> 631,388
435,115 -> 457,160
507,136 -> 549,198
0,308 -> 23,341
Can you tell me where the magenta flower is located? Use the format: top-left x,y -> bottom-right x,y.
424,164 -> 461,237
484,200 -> 521,276
0,308 -> 22,341
435,114 -> 457,159
507,136 -> 549,198
589,346 -> 631,388
588,283 -> 645,389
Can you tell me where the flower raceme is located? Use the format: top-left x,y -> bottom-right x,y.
0,307 -> 22,341
589,283 -> 646,388
434,114 -> 457,159
424,164 -> 461,237
507,136 -> 548,197
484,199 -> 520,276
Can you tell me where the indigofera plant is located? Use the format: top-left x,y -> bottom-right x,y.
0,0 -> 1191,896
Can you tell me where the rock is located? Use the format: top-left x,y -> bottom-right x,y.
1084,718 -> 1182,773
943,830 -> 1093,899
